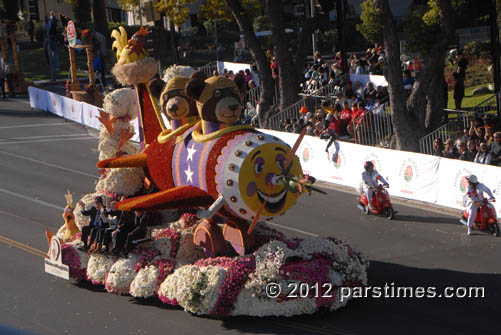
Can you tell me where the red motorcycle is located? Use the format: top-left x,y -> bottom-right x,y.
357,184 -> 395,220
460,198 -> 499,237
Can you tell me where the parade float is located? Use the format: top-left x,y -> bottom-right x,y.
44,27 -> 368,317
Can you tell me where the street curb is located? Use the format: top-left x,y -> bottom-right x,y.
316,181 -> 460,218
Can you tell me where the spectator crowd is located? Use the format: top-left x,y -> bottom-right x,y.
432,117 -> 501,166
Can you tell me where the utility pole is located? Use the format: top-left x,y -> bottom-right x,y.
490,0 -> 500,119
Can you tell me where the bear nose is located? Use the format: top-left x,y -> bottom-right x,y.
228,104 -> 239,112
169,104 -> 178,112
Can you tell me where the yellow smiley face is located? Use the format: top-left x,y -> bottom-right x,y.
238,142 -> 303,217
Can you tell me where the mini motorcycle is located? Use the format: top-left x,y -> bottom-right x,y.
460,198 -> 499,237
357,184 -> 395,220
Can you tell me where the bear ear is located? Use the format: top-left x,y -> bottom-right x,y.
233,73 -> 247,96
189,70 -> 207,81
148,77 -> 165,100
185,77 -> 206,101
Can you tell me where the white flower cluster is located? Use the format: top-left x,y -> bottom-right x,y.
105,254 -> 140,295
95,168 -> 144,196
129,265 -> 160,298
87,253 -> 115,284
102,88 -> 137,120
97,122 -> 138,161
232,288 -> 317,317
162,65 -> 196,83
73,193 -> 95,230
246,241 -> 292,298
158,265 -> 226,315
95,86 -> 144,197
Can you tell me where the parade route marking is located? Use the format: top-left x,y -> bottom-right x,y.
0,149 -> 99,178
0,187 -> 64,211
0,137 -> 96,146
0,234 -> 46,258
0,134 -> 93,141
0,123 -> 71,129
0,208 -> 54,229
267,221 -> 319,237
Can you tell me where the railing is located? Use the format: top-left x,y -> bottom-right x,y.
198,62 -> 218,78
245,86 -> 278,108
419,91 -> 500,154
267,95 -> 324,131
301,74 -> 348,98
352,103 -> 392,147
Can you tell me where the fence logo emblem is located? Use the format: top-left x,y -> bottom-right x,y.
301,143 -> 313,163
404,165 -> 413,182
53,98 -> 57,107
454,168 -> 472,194
399,159 -> 419,183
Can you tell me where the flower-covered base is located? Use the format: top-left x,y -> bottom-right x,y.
61,214 -> 368,317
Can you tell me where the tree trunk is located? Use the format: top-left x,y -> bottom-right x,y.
151,17 -> 169,68
225,0 -> 275,127
376,0 -> 455,152
268,0 -> 314,111
92,0 -> 109,41
72,0 -> 92,26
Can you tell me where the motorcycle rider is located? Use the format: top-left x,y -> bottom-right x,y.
362,161 -> 389,210
464,174 -> 495,235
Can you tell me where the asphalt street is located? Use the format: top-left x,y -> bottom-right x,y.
0,98 -> 499,335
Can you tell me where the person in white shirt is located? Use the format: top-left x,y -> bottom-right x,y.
361,161 -> 389,210
474,142 -> 492,164
464,174 -> 495,235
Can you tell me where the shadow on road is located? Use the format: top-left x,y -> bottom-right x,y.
393,214 -> 460,225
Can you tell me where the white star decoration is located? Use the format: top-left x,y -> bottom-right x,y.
187,143 -> 197,161
185,165 -> 194,183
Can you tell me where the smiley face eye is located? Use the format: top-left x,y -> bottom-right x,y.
254,157 -> 264,176
276,154 -> 285,170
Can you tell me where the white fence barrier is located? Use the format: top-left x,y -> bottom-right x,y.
261,129 -> 501,217
29,87 -> 501,216
28,87 -> 140,142
349,74 -> 388,88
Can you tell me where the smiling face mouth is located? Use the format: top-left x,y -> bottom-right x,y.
256,188 -> 288,213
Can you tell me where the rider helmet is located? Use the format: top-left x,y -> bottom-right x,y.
466,174 -> 478,185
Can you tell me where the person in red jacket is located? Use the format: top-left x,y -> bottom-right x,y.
339,101 -> 352,135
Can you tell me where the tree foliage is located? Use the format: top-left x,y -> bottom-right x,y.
356,0 -> 384,44
116,0 -> 140,9
64,0 -> 92,25
199,0 -> 260,23
403,2 -> 442,55
155,0 -> 194,26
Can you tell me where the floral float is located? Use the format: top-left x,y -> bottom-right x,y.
49,26 -> 368,318
60,213 -> 367,317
